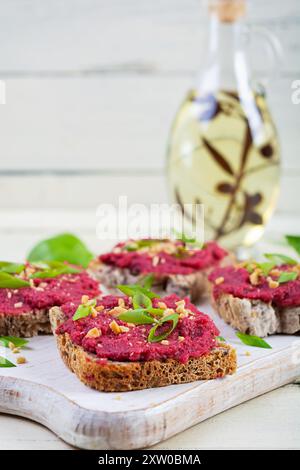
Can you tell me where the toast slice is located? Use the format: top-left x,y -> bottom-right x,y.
50,293 -> 236,392
90,239 -> 232,303
0,263 -> 100,337
212,293 -> 300,337
210,264 -> 300,337
0,309 -> 51,337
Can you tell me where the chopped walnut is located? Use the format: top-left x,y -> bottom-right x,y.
85,327 -> 101,338
81,295 -> 89,304
161,340 -> 169,345
215,276 -> 224,285
249,269 -> 261,286
17,356 -> 26,364
109,320 -> 122,334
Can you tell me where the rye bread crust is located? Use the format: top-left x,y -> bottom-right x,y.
50,307 -> 237,392
0,309 -> 51,337
212,293 -> 300,337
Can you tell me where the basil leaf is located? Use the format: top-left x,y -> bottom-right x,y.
0,262 -> 25,274
257,262 -> 276,277
0,357 -> 16,368
264,253 -> 297,266
277,271 -> 298,284
117,284 -> 159,299
118,309 -> 155,324
72,299 -> 97,321
286,235 -> 300,256
236,332 -> 272,349
132,292 -> 152,310
0,272 -> 30,289
148,313 -> 179,343
28,233 -> 93,268
216,335 -> 226,343
0,336 -> 28,348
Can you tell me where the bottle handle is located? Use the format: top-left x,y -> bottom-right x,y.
244,25 -> 283,89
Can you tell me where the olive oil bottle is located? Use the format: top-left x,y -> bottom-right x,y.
167,0 -> 280,249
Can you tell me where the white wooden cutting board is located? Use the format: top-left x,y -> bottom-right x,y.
0,302 -> 299,450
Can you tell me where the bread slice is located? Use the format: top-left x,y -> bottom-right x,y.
90,256 -> 233,303
0,309 -> 51,337
212,293 -> 300,337
50,306 -> 237,392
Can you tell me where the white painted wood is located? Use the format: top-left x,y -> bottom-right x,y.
0,77 -> 299,172
0,382 -> 299,449
0,0 -> 298,174
0,306 -> 299,449
0,171 -> 298,214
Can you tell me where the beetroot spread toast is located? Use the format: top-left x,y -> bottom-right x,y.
50,291 -> 236,392
90,239 -> 231,302
209,260 -> 300,337
0,262 -> 100,337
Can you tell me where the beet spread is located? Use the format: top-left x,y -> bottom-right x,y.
0,266 -> 100,315
99,240 -> 227,276
57,294 -> 220,364
209,265 -> 300,308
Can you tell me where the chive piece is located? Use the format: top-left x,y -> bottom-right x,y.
72,299 -> 97,321
285,235 -> 300,257
118,309 -> 155,324
132,292 -> 152,310
236,332 -> 272,349
0,272 -> 30,289
148,313 -> 179,343
216,335 -> 226,343
117,284 -> 159,299
0,336 -> 28,348
264,253 -> 297,266
277,271 -> 298,284
0,356 -> 16,368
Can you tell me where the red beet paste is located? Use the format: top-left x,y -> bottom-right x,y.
209,266 -> 300,308
57,294 -> 220,364
0,272 -> 100,315
99,241 -> 227,276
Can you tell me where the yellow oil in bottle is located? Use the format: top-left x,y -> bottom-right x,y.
167,89 -> 280,248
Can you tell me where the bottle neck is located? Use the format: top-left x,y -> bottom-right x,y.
199,13 -> 249,95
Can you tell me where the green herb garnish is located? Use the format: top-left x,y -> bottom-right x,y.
0,262 -> 25,274
28,233 -> 93,268
31,262 -> 80,279
148,313 -> 179,343
277,271 -> 298,284
117,284 -> 159,299
124,239 -> 162,252
0,272 -> 30,289
132,292 -> 152,310
118,309 -> 155,325
236,332 -> 272,349
257,262 -> 276,277
286,235 -> 300,257
173,230 -> 203,249
216,335 -> 226,343
138,273 -> 155,290
264,253 -> 297,266
0,357 -> 16,368
0,336 -> 28,348
72,299 -> 97,321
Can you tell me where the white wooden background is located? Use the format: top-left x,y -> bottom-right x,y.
0,0 -> 299,213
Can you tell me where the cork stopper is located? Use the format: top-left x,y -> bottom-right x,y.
209,0 -> 247,23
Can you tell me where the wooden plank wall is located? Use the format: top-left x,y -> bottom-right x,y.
0,0 -> 299,212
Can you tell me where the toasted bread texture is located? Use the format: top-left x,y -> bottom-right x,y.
90,253 -> 233,303
212,293 -> 300,337
50,306 -> 237,392
0,309 -> 51,337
